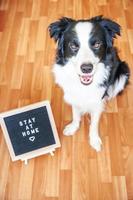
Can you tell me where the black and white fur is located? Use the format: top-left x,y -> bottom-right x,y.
49,16 -> 130,151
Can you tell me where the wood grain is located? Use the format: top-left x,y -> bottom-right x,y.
0,0 -> 133,199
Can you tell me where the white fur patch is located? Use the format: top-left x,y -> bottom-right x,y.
75,22 -> 93,46
108,75 -> 127,99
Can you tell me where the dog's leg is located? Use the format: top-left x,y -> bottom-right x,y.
89,109 -> 102,151
63,106 -> 81,136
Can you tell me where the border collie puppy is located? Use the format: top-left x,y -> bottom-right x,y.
49,16 -> 130,151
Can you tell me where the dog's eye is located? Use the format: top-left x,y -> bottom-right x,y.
69,42 -> 79,51
92,41 -> 102,49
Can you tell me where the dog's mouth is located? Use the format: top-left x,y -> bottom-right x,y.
79,74 -> 93,85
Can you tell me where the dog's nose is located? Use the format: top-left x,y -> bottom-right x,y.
80,63 -> 93,74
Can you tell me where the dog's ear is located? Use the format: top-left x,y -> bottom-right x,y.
90,16 -> 121,47
100,17 -> 121,46
48,17 -> 75,42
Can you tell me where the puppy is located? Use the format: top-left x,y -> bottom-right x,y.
48,16 -> 130,151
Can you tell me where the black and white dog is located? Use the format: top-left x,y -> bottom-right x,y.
49,16 -> 130,151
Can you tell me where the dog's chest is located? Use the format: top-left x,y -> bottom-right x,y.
64,84 -> 104,110
56,76 -> 104,112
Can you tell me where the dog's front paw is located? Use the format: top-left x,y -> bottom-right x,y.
63,122 -> 79,136
89,135 -> 102,152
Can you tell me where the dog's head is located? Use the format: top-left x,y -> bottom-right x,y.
49,16 -> 121,85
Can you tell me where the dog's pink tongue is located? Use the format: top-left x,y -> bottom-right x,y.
80,75 -> 92,85
83,75 -> 90,81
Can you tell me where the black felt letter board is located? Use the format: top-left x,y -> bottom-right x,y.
4,107 -> 56,156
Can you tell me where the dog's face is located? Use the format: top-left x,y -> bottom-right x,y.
49,16 -> 121,85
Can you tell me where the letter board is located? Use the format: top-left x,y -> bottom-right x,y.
0,101 -> 61,162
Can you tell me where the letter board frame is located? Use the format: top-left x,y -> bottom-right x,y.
0,101 -> 61,162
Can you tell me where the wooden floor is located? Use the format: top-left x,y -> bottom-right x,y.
0,0 -> 133,199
